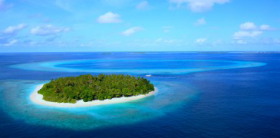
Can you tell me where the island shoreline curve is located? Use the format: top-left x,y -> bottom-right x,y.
30,84 -> 157,108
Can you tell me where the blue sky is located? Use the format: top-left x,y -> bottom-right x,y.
0,0 -> 280,52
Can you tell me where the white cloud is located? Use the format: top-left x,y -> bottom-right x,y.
136,1 -> 149,10
169,0 -> 230,12
233,31 -> 262,39
233,22 -> 275,44
195,18 -> 206,25
122,27 -> 142,36
233,22 -> 274,40
260,24 -> 272,31
97,12 -> 122,23
3,24 -> 27,34
30,24 -> 69,36
3,39 -> 17,46
240,22 -> 257,30
195,38 -> 207,44
239,22 -> 274,31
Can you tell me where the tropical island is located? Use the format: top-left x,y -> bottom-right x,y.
36,74 -> 155,105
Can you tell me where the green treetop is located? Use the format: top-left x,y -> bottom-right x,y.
38,74 -> 155,103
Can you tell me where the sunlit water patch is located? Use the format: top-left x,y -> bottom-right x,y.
11,59 -> 266,74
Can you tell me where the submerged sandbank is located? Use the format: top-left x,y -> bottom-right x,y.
30,84 -> 157,108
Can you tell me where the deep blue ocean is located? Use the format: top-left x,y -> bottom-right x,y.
0,52 -> 279,138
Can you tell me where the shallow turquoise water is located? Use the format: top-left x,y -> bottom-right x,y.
0,80 -> 197,130
12,59 -> 265,74
2,59 -> 264,130
0,52 -> 279,137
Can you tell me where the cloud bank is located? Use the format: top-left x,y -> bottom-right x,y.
30,24 -> 69,36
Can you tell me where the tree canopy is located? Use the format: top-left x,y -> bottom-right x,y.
38,74 -> 155,103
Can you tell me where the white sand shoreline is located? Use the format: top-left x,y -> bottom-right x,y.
30,84 -> 157,108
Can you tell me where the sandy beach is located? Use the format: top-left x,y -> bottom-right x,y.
30,84 -> 157,108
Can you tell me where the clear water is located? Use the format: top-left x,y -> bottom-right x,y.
0,52 -> 279,137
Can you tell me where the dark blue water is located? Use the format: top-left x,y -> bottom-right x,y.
0,52 -> 280,137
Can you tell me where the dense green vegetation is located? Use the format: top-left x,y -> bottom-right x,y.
38,74 -> 155,103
